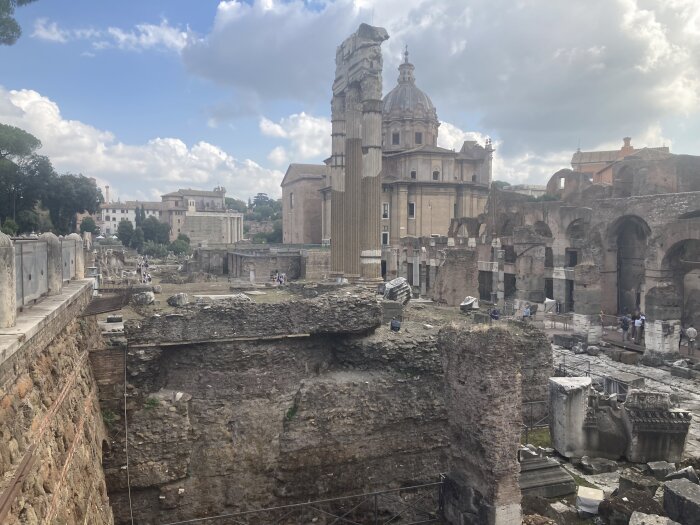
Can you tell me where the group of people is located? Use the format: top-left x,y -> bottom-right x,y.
272,272 -> 286,285
136,256 -> 152,284
619,311 -> 646,345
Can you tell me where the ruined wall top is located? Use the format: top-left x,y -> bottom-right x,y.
333,23 -> 388,97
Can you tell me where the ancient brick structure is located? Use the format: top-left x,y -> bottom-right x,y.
440,324 -> 523,525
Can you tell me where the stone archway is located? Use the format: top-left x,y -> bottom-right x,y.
607,215 -> 651,314
662,239 -> 700,327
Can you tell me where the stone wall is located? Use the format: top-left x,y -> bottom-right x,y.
431,248 -> 479,306
0,283 -> 112,524
300,248 -> 331,281
125,291 -> 382,346
106,319 -> 448,524
440,323 -> 523,525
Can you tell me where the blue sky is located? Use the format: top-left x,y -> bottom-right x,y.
1,0 -> 699,202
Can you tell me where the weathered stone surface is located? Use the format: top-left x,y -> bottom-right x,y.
440,324 -> 522,525
106,321 -> 447,524
586,345 -> 601,356
599,489 -> 665,525
629,512 -> 680,525
619,468 -> 660,497
648,461 -> 677,480
0,292 -> 113,525
519,457 -> 576,498
665,466 -> 700,484
549,377 -> 591,457
576,485 -> 604,515
664,478 -> 700,525
125,291 -> 382,345
166,292 -> 189,307
579,455 -> 618,474
132,291 -> 155,305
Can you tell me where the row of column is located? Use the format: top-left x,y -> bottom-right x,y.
0,231 -> 85,329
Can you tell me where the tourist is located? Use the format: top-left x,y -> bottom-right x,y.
490,307 -> 500,321
523,304 -> 531,322
390,317 -> 401,332
639,313 -> 646,343
634,315 -> 643,345
620,314 -> 630,341
687,325 -> 697,355
630,312 -> 638,341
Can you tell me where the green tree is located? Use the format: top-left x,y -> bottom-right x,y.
141,241 -> 168,258
16,209 -> 38,233
141,216 -> 170,244
42,173 -> 103,234
225,197 -> 247,213
1,218 -> 18,235
117,220 -> 134,247
169,239 -> 190,255
0,0 -> 38,45
130,227 -> 144,251
80,216 -> 97,234
0,123 -> 41,158
176,233 -> 190,244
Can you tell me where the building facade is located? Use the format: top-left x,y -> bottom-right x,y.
281,164 -> 327,244
98,186 -> 243,245
299,50 -> 493,278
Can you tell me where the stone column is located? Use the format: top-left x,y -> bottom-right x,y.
549,377 -> 591,458
67,233 -> 84,279
40,232 -> 62,295
643,284 -> 682,364
359,79 -> 383,281
330,94 -> 346,278
0,231 -> 16,328
343,86 -> 362,280
573,263 -> 602,343
440,324 -> 523,525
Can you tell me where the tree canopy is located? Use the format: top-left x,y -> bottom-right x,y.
1,0 -> 38,46
0,123 -> 103,234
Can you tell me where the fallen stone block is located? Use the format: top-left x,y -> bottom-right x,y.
599,489 -> 665,525
605,348 -> 623,361
671,366 -> 693,379
519,457 -> 576,498
629,511 -> 680,525
167,293 -> 190,307
577,486 -> 604,515
546,501 -> 578,523
586,345 -> 601,356
665,466 -> 700,484
619,351 -> 640,365
579,455 -> 618,474
619,468 -> 660,497
664,478 -> 700,525
648,461 -> 676,481
132,291 -> 155,305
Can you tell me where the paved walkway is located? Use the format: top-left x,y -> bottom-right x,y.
553,345 -> 700,460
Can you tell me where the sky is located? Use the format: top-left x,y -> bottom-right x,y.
1,0 -> 699,203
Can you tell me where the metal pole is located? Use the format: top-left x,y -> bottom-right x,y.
19,243 -> 24,308
374,494 -> 378,525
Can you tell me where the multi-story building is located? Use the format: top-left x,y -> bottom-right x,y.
98,186 -> 243,245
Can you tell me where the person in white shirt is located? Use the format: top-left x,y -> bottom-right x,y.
686,325 -> 697,355
634,316 -> 643,345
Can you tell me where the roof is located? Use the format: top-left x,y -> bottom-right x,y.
382,59 -> 437,122
281,163 -> 328,186
572,146 -> 669,166
162,188 -> 226,198
383,144 -> 456,158
101,200 -> 162,210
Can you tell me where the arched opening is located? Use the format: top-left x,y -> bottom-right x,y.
662,239 -> 700,327
610,216 -> 650,314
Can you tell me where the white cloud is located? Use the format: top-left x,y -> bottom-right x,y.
30,18 -> 190,53
0,87 -> 283,201
32,18 -> 69,43
437,122 -> 489,151
259,112 -> 331,167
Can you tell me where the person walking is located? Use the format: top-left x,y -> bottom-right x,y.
523,304 -> 531,322
621,314 -> 630,342
687,325 -> 697,355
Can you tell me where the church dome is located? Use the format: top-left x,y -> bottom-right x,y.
382,50 -> 437,122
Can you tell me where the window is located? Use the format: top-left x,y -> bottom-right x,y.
566,248 -> 578,267
545,247 -> 554,268
290,192 -> 294,209
408,202 -> 416,219
410,170 -> 416,179
432,171 -> 440,181
112,217 -> 116,221
559,177 -> 566,189
112,209 -> 116,213
382,202 -> 389,219
381,232 -> 389,246
105,215 -> 110,222
392,132 -> 400,145
415,132 -> 423,145
121,209 -> 126,214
